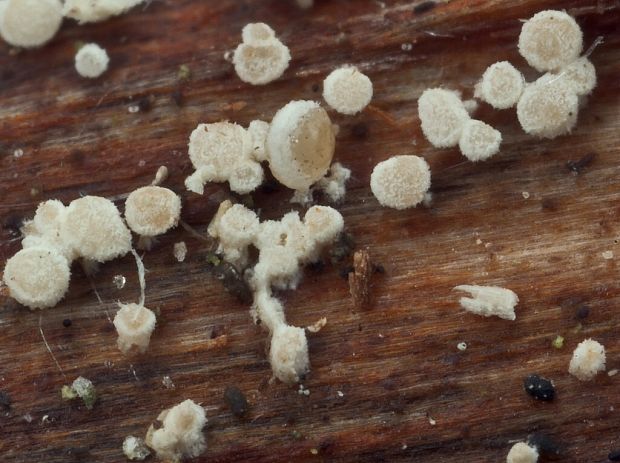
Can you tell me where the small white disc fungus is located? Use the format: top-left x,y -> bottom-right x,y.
418,88 -> 470,148
61,196 -> 132,262
233,22 -> 291,85
75,43 -> 109,78
454,285 -> 518,320
569,338 -> 606,381
370,155 -> 431,210
269,325 -> 310,384
63,0 -> 144,24
209,203 -> 260,266
185,121 -> 264,195
146,399 -> 207,462
323,66 -> 373,115
125,186 -> 181,238
474,61 -> 525,109
507,442 -> 539,463
267,100 -> 336,191
459,119 -> 502,162
517,74 -> 579,139
556,57 -> 597,96
21,199 -> 75,261
518,10 -> 583,72
0,0 -> 62,48
3,246 -> 70,309
113,303 -> 157,354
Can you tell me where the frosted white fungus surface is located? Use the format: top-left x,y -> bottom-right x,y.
418,88 -> 470,148
569,338 -> 606,381
75,43 -> 109,78
113,303 -> 157,354
507,442 -> 539,463
63,0 -> 144,24
474,61 -> 525,109
323,66 -> 373,115
370,155 -> 431,210
458,119 -> 502,162
125,186 -> 181,238
0,0 -> 62,48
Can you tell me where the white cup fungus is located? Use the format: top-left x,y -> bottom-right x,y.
0,0 -> 62,48
113,302 -> 156,354
517,74 -> 579,139
454,285 -> 519,320
61,195 -> 132,263
507,442 -> 539,463
75,43 -> 109,78
233,22 -> 290,85
266,100 -> 336,191
21,199 -> 75,261
2,246 -> 71,309
323,66 -> 373,115
185,121 -> 264,195
125,185 -> 181,249
145,399 -> 207,463
63,0 -> 145,24
518,10 -> 583,72
269,325 -> 310,384
370,155 -> 431,210
569,338 -> 606,381
474,61 -> 525,109
554,57 -> 597,97
418,88 -> 470,148
458,119 -> 502,162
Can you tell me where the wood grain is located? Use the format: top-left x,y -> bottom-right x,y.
1,0 -> 620,461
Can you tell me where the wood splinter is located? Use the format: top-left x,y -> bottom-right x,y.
348,249 -> 372,309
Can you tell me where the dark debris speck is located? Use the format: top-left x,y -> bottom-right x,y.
0,391 -> 11,410
63,319 -> 72,327
413,1 -> 436,14
609,449 -> 620,461
224,386 -> 249,418
351,122 -> 369,139
528,433 -> 563,459
567,152 -> 596,174
524,374 -> 555,401
576,305 -> 590,320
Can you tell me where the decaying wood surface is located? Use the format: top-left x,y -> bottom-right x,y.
1,0 -> 619,461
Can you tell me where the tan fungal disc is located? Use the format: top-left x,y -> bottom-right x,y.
125,186 -> 181,237
475,61 -> 525,109
0,0 -> 62,48
323,66 -> 373,115
459,119 -> 502,162
418,88 -> 470,148
370,155 -> 431,210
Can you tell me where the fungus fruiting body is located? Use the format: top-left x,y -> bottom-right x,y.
569,338 -> 606,381
314,162 -> 351,203
0,0 -> 62,48
370,155 -> 431,210
516,74 -> 579,139
75,43 -> 109,78
185,121 -> 265,195
555,57 -> 597,96
125,185 -> 181,249
122,436 -> 150,461
459,119 -> 502,162
507,442 -> 539,463
418,88 -> 470,148
233,23 -> 290,85
2,246 -> 70,309
266,100 -> 336,191
475,61 -> 525,109
518,10 -> 583,72
454,285 -> 518,320
63,0 -> 145,24
323,66 -> 373,115
113,303 -> 156,354
145,399 -> 207,463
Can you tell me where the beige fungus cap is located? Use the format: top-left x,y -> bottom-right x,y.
125,186 -> 181,237
0,0 -> 62,48
323,66 -> 373,115
418,88 -> 470,148
370,155 -> 431,210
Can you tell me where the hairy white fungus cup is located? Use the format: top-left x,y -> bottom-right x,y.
61,196 -> 132,263
270,325 -> 310,384
518,10 -> 583,72
2,246 -> 70,309
517,74 -> 579,139
208,202 -> 260,267
145,399 -> 207,463
370,155 -> 431,210
122,436 -> 150,461
454,285 -> 518,320
233,22 -> 291,85
248,119 -> 270,162
125,186 -> 181,249
113,303 -> 156,353
314,162 -> 351,203
185,121 -> 264,195
21,199 -> 75,261
418,88 -> 470,148
63,0 -> 145,24
458,119 -> 502,162
555,57 -> 597,96
75,43 -> 109,78
474,61 -> 525,109
323,66 -> 373,115
267,100 -> 336,191
507,442 -> 539,463
569,338 -> 606,381
0,0 -> 62,48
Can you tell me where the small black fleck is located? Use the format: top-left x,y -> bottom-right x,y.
523,374 -> 555,401
171,88 -> 184,107
609,449 -> 620,461
63,319 -> 72,328
413,1 -> 436,14
211,261 -> 253,304
373,263 -> 385,274
541,198 -> 558,212
138,95 -> 155,112
330,232 -> 355,264
0,391 -> 11,410
339,266 -> 354,279
3,214 -> 23,235
351,122 -> 368,139
311,83 -> 320,93
576,305 -> 590,320
567,152 -> 596,174
66,447 -> 90,461
224,386 -> 249,417
528,433 -> 563,458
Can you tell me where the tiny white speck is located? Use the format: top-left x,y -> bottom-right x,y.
602,250 -> 614,260
608,369 -> 618,377
428,416 -> 436,426
138,160 -> 146,167
23,414 -> 33,423
128,105 -> 140,113
401,43 -> 413,51
113,275 -> 126,289
457,342 -> 467,351
378,333 -> 384,338
402,444 -> 407,450
337,390 -> 344,397
303,389 -> 310,396
522,191 -> 530,199
476,238 -> 483,245
13,149 -> 24,158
